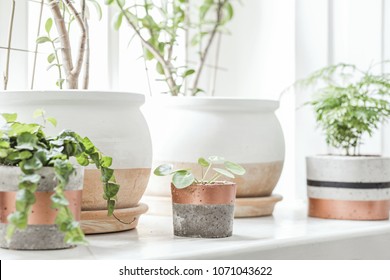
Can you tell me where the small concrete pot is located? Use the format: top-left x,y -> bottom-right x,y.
171,182 -> 237,238
0,166 -> 84,250
306,155 -> 390,220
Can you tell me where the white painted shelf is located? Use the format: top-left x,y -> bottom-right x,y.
1,203 -> 390,260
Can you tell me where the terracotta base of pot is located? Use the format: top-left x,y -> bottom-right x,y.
80,203 -> 148,234
142,194 -> 282,217
308,198 -> 390,220
234,194 -> 283,217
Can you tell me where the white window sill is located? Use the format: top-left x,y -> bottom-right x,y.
2,203 -> 390,260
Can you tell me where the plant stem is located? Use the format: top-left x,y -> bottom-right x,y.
191,0 -> 227,95
50,41 -> 63,89
31,0 -> 45,90
210,32 -> 222,96
81,0 -> 89,89
116,0 -> 179,95
207,173 -> 221,184
202,163 -> 213,183
4,0 -> 16,90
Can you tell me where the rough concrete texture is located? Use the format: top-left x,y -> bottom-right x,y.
0,166 -> 84,192
0,224 -> 72,250
172,203 -> 234,238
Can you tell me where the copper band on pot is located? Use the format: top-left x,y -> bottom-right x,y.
171,183 -> 237,205
309,198 -> 390,220
0,190 -> 82,224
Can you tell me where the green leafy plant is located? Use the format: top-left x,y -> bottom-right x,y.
154,156 -> 245,189
299,62 -> 390,155
0,111 -> 120,244
106,0 -> 235,96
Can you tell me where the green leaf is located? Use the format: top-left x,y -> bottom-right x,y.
224,161 -> 246,175
21,157 -> 43,173
183,69 -> 195,78
20,174 -> 41,185
198,157 -> 210,167
213,168 -> 235,179
1,113 -> 17,123
45,18 -> 53,34
113,11 -> 123,30
47,53 -> 56,64
224,3 -> 234,22
33,109 -> 45,118
172,170 -> 194,189
105,0 -> 114,4
36,36 -> 51,44
88,0 -> 103,20
46,117 -> 57,127
0,140 -> 10,149
51,193 -> 70,207
15,132 -> 38,151
18,150 -> 33,160
56,79 -> 65,87
76,153 -> 89,166
82,137 -> 96,153
156,62 -> 164,75
0,149 -> 8,158
154,164 -> 173,176
106,182 -> 120,197
208,156 -> 225,163
101,167 -> 114,182
101,156 -> 113,168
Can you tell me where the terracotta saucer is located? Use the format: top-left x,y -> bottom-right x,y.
234,194 -> 283,217
81,203 -> 148,234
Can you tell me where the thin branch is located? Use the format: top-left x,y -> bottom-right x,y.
81,0 -> 89,89
0,46 -> 43,54
63,0 -> 86,78
116,0 -> 179,95
47,0 -> 73,78
191,0 -> 227,95
210,32 -> 222,96
4,0 -> 16,90
31,0 -> 45,90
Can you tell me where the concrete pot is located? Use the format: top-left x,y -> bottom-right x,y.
171,182 -> 237,238
144,97 -> 285,217
0,91 -> 152,233
0,166 -> 83,250
306,155 -> 390,220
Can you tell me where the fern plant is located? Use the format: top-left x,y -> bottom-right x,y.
300,63 -> 390,156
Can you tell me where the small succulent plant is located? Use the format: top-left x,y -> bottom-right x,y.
154,156 -> 245,189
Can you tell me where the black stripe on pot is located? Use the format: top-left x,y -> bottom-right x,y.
307,180 -> 390,189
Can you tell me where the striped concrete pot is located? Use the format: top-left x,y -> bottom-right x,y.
306,156 -> 390,220
171,182 -> 237,238
0,166 -> 83,250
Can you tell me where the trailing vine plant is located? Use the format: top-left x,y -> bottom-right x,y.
0,112 -> 120,244
299,62 -> 390,156
106,0 -> 235,96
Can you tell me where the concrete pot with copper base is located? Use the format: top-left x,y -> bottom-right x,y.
0,91 -> 152,234
171,182 -> 237,238
306,156 -> 390,220
0,167 -> 83,250
144,97 -> 285,217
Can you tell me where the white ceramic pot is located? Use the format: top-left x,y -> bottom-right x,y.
0,91 -> 152,233
143,97 -> 285,217
306,155 -> 390,220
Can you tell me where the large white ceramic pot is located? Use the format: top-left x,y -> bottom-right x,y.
307,155 -> 390,220
0,91 -> 152,233
143,97 -> 285,217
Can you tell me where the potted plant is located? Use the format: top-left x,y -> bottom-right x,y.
109,0 -> 285,217
300,63 -> 390,220
0,112 -> 119,249
0,0 -> 152,233
154,156 -> 245,238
